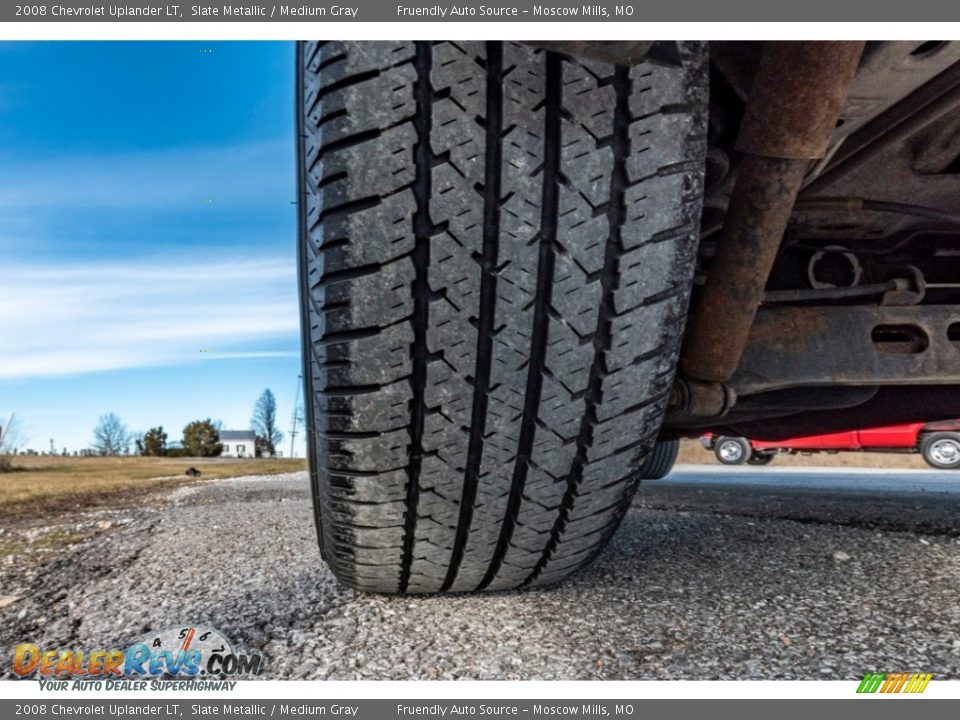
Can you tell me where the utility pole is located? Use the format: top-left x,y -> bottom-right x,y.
289,374 -> 303,459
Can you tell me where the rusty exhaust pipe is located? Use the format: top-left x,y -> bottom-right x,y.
680,41 -> 865,384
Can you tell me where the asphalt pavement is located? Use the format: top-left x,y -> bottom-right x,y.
1,465 -> 958,680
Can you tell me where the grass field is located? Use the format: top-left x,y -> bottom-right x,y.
0,455 -> 307,520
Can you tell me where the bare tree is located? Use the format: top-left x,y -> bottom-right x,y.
1,415 -> 25,452
0,414 -> 26,472
251,389 -> 283,457
92,413 -> 130,456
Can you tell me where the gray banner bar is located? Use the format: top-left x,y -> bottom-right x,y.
4,0 -> 960,22
2,699 -> 959,719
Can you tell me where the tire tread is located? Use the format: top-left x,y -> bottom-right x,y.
298,40 -> 707,593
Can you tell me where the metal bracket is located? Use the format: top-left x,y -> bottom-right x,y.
731,304 -> 960,395
666,377 -> 736,423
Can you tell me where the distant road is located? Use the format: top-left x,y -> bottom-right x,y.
640,464 -> 960,537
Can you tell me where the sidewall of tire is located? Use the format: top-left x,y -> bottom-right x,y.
747,452 -> 774,466
641,438 -> 680,480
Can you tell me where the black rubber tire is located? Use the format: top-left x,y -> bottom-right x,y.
714,436 -> 751,465
297,40 -> 708,594
920,432 -> 960,469
640,439 -> 680,480
747,452 -> 775,466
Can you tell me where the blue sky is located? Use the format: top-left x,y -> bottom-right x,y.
0,41 -> 306,455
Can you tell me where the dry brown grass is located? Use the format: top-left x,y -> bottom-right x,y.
0,455 -> 307,520
677,439 -> 931,469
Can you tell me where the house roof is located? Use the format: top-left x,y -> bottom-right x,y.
220,430 -> 257,441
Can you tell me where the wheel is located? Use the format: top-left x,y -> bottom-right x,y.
297,40 -> 708,594
747,451 -> 774,466
920,432 -> 960,469
640,439 -> 680,480
714,437 -> 751,465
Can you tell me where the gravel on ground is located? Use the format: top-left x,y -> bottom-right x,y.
2,468 -> 958,680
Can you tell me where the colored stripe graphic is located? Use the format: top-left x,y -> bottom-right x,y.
906,673 -> 933,693
857,672 -> 932,694
857,673 -> 886,693
885,672 -> 905,693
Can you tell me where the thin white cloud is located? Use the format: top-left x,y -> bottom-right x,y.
0,254 -> 299,379
0,138 -> 292,212
198,351 -> 300,360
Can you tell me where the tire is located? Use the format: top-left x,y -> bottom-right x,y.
714,437 -> 751,465
920,432 -> 960,469
640,439 -> 680,480
747,451 -> 774,466
297,40 -> 708,594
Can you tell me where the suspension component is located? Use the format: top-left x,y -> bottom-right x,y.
680,41 -> 866,384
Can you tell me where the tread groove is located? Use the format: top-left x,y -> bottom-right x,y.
522,65 -> 632,587
399,41 -> 433,594
441,41 -> 504,593
477,51 -> 562,591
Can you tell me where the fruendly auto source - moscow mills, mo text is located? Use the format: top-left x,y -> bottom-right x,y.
396,4 -> 629,17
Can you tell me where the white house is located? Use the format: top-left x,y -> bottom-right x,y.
220,430 -> 257,458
